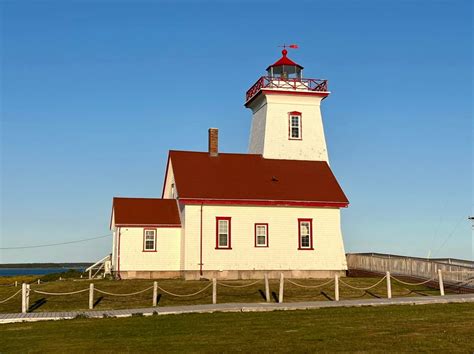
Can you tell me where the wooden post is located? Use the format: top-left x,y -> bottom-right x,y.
386,271 -> 392,299
89,269 -> 92,280
335,274 -> 339,301
264,274 -> 270,302
212,278 -> 217,304
153,281 -> 158,306
89,283 -> 94,310
438,269 -> 445,296
37,279 -> 40,285
278,273 -> 284,304
26,284 -> 30,311
21,283 -> 27,313
15,281 -> 18,287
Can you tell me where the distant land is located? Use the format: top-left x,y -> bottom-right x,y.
0,263 -> 93,269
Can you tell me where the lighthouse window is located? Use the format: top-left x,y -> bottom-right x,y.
289,114 -> 301,139
298,219 -> 313,250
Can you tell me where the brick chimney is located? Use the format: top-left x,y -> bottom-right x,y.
208,128 -> 218,157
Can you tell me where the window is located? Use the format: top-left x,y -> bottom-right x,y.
143,229 -> 157,251
298,219 -> 313,250
289,112 -> 302,140
255,223 -> 269,247
216,217 -> 232,249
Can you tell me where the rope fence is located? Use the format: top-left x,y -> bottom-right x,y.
390,276 -> 437,286
286,278 -> 334,289
338,275 -> 387,291
94,286 -> 153,297
0,289 -> 22,304
1,269 -> 454,314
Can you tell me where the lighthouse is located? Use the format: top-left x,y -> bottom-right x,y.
245,48 -> 330,162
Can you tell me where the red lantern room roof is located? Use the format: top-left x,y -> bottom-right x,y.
266,49 -> 304,70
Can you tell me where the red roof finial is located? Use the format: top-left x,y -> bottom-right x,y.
267,44 -> 303,70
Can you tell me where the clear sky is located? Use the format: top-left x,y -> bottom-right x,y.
1,0 -> 472,263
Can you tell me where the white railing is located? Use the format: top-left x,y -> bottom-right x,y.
85,254 -> 112,279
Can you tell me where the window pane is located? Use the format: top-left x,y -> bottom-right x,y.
219,233 -> 228,247
219,220 -> 228,234
256,225 -> 266,236
257,235 -> 266,245
300,222 -> 310,236
291,127 -> 299,138
301,235 -> 310,247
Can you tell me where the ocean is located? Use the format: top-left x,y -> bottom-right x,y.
0,268 -> 85,276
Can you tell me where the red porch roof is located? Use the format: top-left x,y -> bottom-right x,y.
112,197 -> 181,227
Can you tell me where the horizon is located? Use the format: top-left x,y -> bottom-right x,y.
1,0 -> 472,263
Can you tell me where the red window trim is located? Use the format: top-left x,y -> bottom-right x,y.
143,228 -> 157,252
254,223 -> 269,248
298,218 -> 314,250
288,111 -> 302,140
215,217 -> 232,250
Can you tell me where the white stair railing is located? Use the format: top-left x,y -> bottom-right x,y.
85,254 -> 111,279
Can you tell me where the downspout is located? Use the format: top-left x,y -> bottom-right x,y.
117,227 -> 122,279
200,203 -> 203,277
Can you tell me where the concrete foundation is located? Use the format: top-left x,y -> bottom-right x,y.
116,270 -> 346,280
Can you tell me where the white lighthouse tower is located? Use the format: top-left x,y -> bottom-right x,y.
245,48 -> 330,162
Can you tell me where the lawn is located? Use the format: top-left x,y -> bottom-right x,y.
1,303 -> 473,352
0,275 -> 445,314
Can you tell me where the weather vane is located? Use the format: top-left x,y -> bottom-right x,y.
278,44 -> 299,49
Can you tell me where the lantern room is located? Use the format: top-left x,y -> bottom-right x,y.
266,49 -> 303,79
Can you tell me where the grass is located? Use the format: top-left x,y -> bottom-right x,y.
0,303 -> 473,352
0,275 -> 447,314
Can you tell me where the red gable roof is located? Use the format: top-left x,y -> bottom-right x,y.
167,151 -> 348,207
112,197 -> 181,227
266,49 -> 303,70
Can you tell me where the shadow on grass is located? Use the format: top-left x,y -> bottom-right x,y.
93,296 -> 103,308
320,291 -> 333,301
29,298 -> 47,312
366,291 -> 381,299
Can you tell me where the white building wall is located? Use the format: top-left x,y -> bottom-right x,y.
248,92 -> 329,162
183,204 -> 347,272
162,159 -> 176,199
118,226 -> 181,271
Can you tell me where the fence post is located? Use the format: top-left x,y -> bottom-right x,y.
21,283 -> 27,313
386,271 -> 392,299
335,274 -> 339,301
153,281 -> 158,306
438,269 -> 445,296
89,283 -> 94,310
15,281 -> 18,287
89,269 -> 92,280
37,279 -> 40,285
278,273 -> 284,304
212,278 -> 217,304
264,274 -> 270,302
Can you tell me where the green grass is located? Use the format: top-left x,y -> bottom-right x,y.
1,303 -> 473,353
0,276 -> 446,314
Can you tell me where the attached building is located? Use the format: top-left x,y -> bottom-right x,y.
110,50 -> 349,280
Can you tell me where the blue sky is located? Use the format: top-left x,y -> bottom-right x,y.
1,0 -> 472,263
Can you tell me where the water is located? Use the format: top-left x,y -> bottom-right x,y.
0,268 -> 84,276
